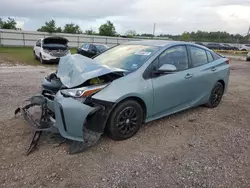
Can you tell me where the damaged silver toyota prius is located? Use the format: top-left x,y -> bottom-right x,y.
16,40 -> 230,155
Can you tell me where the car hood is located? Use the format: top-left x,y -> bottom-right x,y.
56,54 -> 126,88
43,37 -> 68,45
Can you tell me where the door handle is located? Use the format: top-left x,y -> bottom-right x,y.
185,73 -> 193,79
211,67 -> 217,71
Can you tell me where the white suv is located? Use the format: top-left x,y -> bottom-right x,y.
239,44 -> 250,51
33,37 -> 71,64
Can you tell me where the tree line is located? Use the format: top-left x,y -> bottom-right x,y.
0,17 -> 249,44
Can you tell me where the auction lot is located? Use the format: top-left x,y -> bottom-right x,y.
0,58 -> 250,187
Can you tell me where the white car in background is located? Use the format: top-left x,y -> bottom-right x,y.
239,44 -> 250,51
33,37 -> 71,64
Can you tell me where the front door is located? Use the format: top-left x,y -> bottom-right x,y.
151,45 -> 194,117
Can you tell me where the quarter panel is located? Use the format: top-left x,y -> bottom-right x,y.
188,58 -> 229,105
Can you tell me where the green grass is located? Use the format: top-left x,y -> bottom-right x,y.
0,47 -> 77,66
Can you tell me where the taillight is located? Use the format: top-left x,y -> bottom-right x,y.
226,59 -> 230,64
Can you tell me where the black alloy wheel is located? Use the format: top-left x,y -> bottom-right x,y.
206,82 -> 224,108
107,100 -> 143,140
116,107 -> 138,136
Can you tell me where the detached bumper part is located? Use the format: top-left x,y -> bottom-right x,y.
69,99 -> 114,154
15,93 -> 115,155
15,94 -> 58,155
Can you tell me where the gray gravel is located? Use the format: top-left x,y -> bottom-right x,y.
0,61 -> 250,188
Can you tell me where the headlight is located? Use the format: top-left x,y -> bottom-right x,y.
60,84 -> 108,98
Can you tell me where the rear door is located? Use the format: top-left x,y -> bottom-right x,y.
186,45 -> 218,104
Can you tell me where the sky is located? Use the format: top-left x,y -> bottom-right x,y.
0,0 -> 250,35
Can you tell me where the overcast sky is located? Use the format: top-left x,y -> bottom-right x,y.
1,0 -> 250,35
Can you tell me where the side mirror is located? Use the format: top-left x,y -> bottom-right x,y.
153,64 -> 177,75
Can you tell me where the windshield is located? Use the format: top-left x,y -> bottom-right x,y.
94,44 -> 160,71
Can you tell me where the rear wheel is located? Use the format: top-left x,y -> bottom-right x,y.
206,82 -> 224,108
107,100 -> 143,141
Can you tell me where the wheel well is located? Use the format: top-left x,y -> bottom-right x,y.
218,80 -> 225,90
116,97 -> 147,122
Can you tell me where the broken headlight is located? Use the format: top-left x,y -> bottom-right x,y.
60,84 -> 108,98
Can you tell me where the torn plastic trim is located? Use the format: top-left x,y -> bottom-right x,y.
15,93 -> 116,155
69,98 -> 115,154
16,95 -> 59,133
15,94 -> 59,155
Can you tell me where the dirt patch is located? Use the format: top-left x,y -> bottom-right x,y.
0,61 -> 250,188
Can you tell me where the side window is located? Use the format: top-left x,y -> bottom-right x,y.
158,46 -> 188,71
89,44 -> 97,51
189,46 -> 208,67
36,39 -> 41,47
206,51 -> 214,62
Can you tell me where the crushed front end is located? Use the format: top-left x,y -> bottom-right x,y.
15,54 -> 125,155
15,86 -> 115,155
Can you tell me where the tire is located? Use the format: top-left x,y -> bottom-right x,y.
206,82 -> 224,108
33,51 -> 38,60
40,54 -> 44,64
107,100 -> 143,141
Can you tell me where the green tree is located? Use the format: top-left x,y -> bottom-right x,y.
85,29 -> 96,35
63,23 -> 82,34
98,21 -> 116,36
0,18 -> 3,28
37,20 -> 58,33
0,17 -> 18,30
125,30 -> 137,37
56,27 -> 62,33
180,32 -> 191,41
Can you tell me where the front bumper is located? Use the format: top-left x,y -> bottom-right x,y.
16,91 -> 114,154
42,51 -> 71,63
43,58 -> 60,64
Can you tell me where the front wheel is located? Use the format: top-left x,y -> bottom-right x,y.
40,54 -> 44,64
206,82 -> 224,108
107,100 -> 143,141
33,51 -> 38,60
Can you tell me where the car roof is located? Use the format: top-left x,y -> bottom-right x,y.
124,40 -> 210,50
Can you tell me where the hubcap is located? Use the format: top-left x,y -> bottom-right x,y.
211,87 -> 223,106
116,107 -> 137,136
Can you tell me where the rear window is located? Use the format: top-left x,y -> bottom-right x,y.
206,51 -> 214,62
212,52 -> 223,60
189,46 -> 208,67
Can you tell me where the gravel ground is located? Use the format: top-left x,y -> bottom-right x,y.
0,60 -> 250,188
